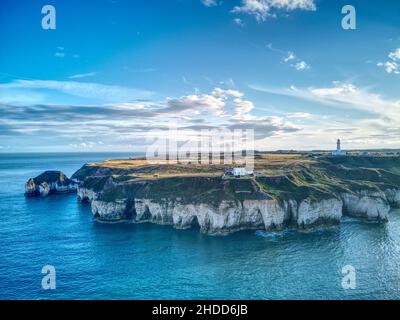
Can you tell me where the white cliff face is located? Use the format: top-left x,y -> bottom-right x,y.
296,198 -> 342,227
91,199 -> 129,221
77,187 -> 393,234
254,200 -> 288,230
134,199 -> 267,234
132,197 -> 343,234
77,187 -> 97,202
341,191 -> 390,221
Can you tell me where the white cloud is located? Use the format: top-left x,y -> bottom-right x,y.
228,116 -> 299,139
212,87 -> 244,98
166,94 -> 226,116
201,0 -> 217,7
378,48 -> 400,74
310,83 -> 356,96
232,0 -> 316,22
293,60 -> 310,70
233,98 -> 255,119
281,50 -> 310,71
381,61 -> 399,74
283,51 -> 295,62
165,88 -> 256,119
388,48 -> 400,61
233,18 -> 245,27
68,72 -> 98,79
287,112 -> 311,118
232,0 -> 271,22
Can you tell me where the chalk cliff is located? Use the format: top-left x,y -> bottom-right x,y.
88,196 -> 345,235
340,191 -> 390,221
76,174 -> 398,235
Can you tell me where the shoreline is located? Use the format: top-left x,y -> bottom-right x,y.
24,153 -> 400,236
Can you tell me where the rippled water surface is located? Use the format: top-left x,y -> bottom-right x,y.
0,153 -> 399,299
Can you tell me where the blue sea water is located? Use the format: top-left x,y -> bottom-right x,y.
0,153 -> 399,300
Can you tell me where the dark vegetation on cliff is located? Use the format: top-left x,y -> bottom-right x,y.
71,154 -> 400,204
30,171 -> 72,186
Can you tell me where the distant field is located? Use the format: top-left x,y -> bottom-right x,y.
76,153 -> 315,180
71,153 -> 400,204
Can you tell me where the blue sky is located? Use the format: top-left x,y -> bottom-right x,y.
0,0 -> 399,152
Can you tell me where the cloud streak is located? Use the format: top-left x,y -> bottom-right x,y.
0,80 -> 153,103
249,81 -> 400,148
0,85 -> 298,151
232,0 -> 316,22
68,72 -> 98,79
250,82 -> 400,120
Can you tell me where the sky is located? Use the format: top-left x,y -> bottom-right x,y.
0,0 -> 399,153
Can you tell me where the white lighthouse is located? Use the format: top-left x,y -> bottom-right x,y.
332,139 -> 346,156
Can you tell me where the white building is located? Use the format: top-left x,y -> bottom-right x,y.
232,167 -> 254,177
332,139 -> 347,156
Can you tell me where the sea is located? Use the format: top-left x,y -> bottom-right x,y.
0,152 -> 399,300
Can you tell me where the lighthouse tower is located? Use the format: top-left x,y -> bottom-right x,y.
332,139 -> 346,156
337,139 -> 341,152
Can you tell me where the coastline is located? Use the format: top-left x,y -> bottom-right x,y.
24,153 -> 400,235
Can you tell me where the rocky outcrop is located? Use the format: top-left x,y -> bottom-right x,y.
77,187 -> 98,203
25,171 -> 78,197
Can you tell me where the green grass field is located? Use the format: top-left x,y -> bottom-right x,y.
72,153 -> 400,204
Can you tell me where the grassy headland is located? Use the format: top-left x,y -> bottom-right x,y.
71,153 -> 400,205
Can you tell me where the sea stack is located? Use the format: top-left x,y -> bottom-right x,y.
25,171 -> 78,197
